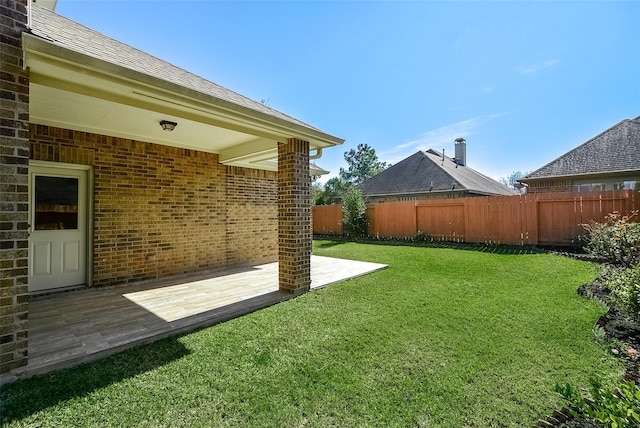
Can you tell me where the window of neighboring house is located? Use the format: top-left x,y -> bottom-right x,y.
574,183 -> 605,192
614,181 -> 639,191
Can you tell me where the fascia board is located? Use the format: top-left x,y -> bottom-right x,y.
219,138 -> 277,164
226,158 -> 327,175
520,169 -> 640,183
364,189 -> 467,197
225,159 -> 278,172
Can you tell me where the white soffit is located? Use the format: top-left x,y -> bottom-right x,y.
30,83 -> 259,153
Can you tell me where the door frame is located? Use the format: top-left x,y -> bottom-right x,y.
29,160 -> 94,290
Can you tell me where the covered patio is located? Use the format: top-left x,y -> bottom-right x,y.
1,256 -> 386,383
1,1 -> 346,375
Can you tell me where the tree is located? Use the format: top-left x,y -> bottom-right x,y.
312,182 -> 325,205
312,144 -> 388,205
500,171 -> 530,193
339,143 -> 389,185
341,186 -> 368,236
313,177 -> 348,205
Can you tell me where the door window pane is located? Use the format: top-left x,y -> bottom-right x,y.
34,176 -> 79,230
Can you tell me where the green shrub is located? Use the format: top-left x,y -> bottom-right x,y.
582,212 -> 640,268
603,265 -> 640,321
341,186 -> 368,236
556,380 -> 640,428
566,213 -> 640,426
582,211 -> 640,319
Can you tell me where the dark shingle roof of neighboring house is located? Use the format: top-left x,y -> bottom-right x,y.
361,150 -> 515,197
523,116 -> 640,181
27,3 -> 320,132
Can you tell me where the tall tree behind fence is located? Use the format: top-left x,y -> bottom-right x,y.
313,190 -> 639,245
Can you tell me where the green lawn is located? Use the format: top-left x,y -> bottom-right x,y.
1,241 -> 622,427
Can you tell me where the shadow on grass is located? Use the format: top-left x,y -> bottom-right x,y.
0,337 -> 190,425
313,239 -> 349,249
314,234 -> 550,255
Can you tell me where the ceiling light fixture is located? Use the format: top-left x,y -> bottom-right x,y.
159,120 -> 177,131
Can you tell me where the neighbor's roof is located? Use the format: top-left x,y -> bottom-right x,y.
27,3 -> 325,135
361,150 -> 515,197
522,116 -> 640,181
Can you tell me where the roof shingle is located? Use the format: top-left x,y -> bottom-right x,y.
523,116 -> 640,180
361,150 -> 515,197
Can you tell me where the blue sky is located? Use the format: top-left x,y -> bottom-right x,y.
56,0 -> 640,183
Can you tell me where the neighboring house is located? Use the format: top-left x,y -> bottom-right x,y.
361,139 -> 515,203
520,116 -> 640,193
0,0 -> 343,373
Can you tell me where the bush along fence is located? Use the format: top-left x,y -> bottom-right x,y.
313,190 -> 640,246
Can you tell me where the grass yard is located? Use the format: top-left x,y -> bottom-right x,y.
0,241 -> 622,427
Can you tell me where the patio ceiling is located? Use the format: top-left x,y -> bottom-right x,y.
23,33 -> 343,171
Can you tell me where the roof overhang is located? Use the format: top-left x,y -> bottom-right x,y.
363,188 -> 515,198
520,169 -> 640,184
23,33 -> 344,171
34,0 -> 57,11
363,189 -> 469,197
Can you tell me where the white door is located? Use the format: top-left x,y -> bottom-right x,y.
28,164 -> 88,292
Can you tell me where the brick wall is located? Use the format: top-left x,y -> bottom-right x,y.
30,124 -> 278,287
225,166 -> 277,266
0,0 -> 30,373
526,179 -> 573,193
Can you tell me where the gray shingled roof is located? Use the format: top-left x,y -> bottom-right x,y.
523,116 -> 640,180
27,3 -> 320,132
361,150 -> 515,197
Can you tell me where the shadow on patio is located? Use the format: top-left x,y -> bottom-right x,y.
2,256 -> 386,383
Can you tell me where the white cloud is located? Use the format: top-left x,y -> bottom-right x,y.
514,59 -> 558,74
379,114 -> 502,165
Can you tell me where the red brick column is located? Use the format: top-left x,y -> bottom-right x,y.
0,0 -> 30,374
278,138 -> 311,294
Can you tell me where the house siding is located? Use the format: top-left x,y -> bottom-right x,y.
0,0 -> 30,373
367,191 -> 475,203
527,176 -> 640,193
30,124 -> 277,287
526,179 -> 573,193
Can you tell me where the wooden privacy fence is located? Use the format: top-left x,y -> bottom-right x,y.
313,190 -> 639,246
313,204 -> 343,235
